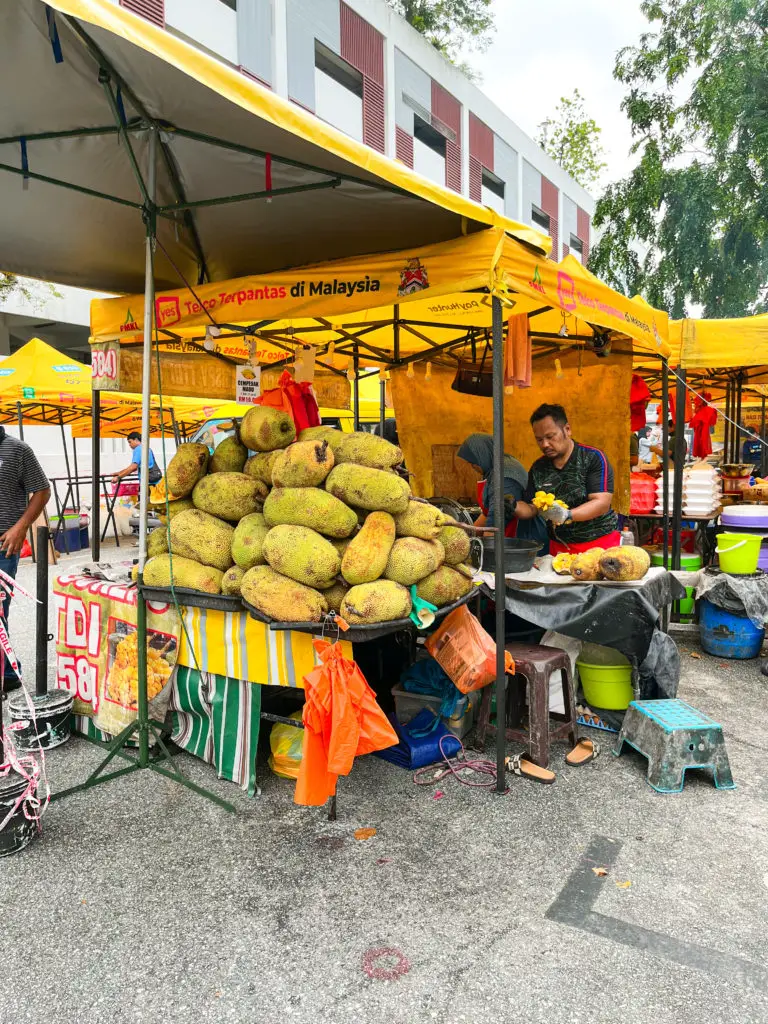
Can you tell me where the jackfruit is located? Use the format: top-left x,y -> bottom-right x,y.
438,525 -> 471,565
210,434 -> 247,474
262,525 -> 341,587
169,509 -> 235,572
599,545 -> 650,582
155,497 -> 195,524
325,464 -> 410,514
323,579 -> 350,613
221,565 -> 245,596
394,500 -> 445,540
298,426 -> 344,444
240,405 -> 296,452
244,450 -> 281,485
241,565 -> 328,622
192,472 -> 267,522
341,512 -> 396,585
131,563 -> 139,583
341,580 -> 411,624
231,512 -> 269,570
146,526 -> 169,559
570,549 -> 603,581
271,439 -> 334,487
416,565 -> 473,607
263,486 -> 357,538
384,537 -> 444,586
165,443 -> 209,498
330,431 -> 403,469
330,536 -> 354,558
552,552 -> 574,575
143,554 -> 223,594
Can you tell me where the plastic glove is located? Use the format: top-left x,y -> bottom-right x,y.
540,503 -> 570,525
503,496 -> 518,521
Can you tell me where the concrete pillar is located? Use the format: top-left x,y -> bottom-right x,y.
0,315 -> 11,356
273,0 -> 288,97
460,103 -> 470,199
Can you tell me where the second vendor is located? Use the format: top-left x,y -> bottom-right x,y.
512,403 -> 620,554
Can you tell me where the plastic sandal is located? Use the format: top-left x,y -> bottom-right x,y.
565,739 -> 601,766
507,753 -> 556,785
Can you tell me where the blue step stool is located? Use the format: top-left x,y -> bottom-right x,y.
613,699 -> 736,794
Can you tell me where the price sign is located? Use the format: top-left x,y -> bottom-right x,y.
91,341 -> 121,391
236,364 -> 261,404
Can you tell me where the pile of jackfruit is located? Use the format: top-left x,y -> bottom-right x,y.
553,545 -> 651,582
141,407 -> 475,624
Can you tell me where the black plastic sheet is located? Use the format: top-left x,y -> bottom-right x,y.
695,569 -> 768,628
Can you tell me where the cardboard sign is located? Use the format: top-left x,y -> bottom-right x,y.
236,364 -> 261,404
91,341 -> 121,391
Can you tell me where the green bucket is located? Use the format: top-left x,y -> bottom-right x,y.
577,645 -> 634,711
650,550 -> 702,617
715,533 -> 762,575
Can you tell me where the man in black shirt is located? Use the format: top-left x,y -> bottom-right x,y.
512,404 -> 620,554
0,427 -> 50,690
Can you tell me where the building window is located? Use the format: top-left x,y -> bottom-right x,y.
532,204 -> 551,233
481,169 -> 505,216
413,115 -> 447,186
314,42 -> 364,142
218,0 -> 236,8
569,234 -> 584,263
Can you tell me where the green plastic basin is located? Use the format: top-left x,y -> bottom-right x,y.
577,660 -> 634,710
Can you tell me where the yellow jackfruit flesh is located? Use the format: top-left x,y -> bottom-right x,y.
231,512 -> 269,570
192,472 -> 267,522
271,439 -> 335,487
170,508 -> 235,571
239,406 -> 296,452
143,554 -> 224,594
599,545 -> 650,582
325,464 -> 410,514
263,486 -> 357,538
394,500 -> 444,540
384,537 -> 445,586
329,431 -> 403,469
241,565 -> 328,622
415,565 -> 473,607
570,549 -> 603,581
262,525 -> 341,587
341,511 -> 396,585
552,552 -> 574,575
340,581 -> 412,624
438,525 -> 471,565
221,566 -> 245,596
243,450 -> 281,485
209,434 -> 248,474
165,443 -> 209,498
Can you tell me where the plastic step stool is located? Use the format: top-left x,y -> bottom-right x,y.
613,699 -> 735,794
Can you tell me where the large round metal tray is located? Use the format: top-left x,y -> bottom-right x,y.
140,585 -> 243,612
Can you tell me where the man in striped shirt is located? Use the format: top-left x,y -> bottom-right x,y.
511,403 -> 620,555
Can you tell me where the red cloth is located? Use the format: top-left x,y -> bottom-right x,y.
295,639 -> 398,807
549,530 -> 622,556
504,313 -> 531,388
630,374 -> 651,431
478,480 -> 516,537
690,391 -> 717,458
256,369 -> 320,433
668,382 -> 693,426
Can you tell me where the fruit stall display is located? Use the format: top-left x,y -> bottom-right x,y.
140,406 -> 475,626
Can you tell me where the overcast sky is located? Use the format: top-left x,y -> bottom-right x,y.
465,0 -> 651,188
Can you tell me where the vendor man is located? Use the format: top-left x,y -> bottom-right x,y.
512,404 -> 620,554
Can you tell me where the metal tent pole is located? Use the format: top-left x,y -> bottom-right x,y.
661,360 -> 669,571
91,391 -> 100,561
353,345 -> 360,431
72,433 -> 80,509
35,525 -> 49,697
170,407 -> 181,445
672,368 -> 687,573
16,401 -> 23,441
736,371 -> 744,463
379,373 -> 386,437
723,380 -> 731,463
491,297 -> 507,793
58,409 -> 73,509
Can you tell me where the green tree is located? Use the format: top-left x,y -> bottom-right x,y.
537,90 -> 607,191
0,272 -> 61,311
590,1 -> 768,318
385,0 -> 494,67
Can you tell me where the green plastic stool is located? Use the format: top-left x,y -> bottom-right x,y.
613,699 -> 736,793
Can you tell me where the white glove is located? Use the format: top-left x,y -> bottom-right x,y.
540,504 -> 570,525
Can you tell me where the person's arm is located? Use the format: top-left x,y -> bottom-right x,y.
111,462 -> 138,483
512,472 -> 539,520
568,492 -> 613,523
0,487 -> 51,556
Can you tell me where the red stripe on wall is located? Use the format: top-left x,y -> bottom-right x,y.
446,140 -> 461,193
431,81 -> 461,136
469,156 -> 483,203
469,113 -> 493,170
396,126 -> 414,168
340,2 -> 384,84
119,0 -> 164,27
541,176 -> 559,260
577,206 -> 591,262
363,78 -> 385,153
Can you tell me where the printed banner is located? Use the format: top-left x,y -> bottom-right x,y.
91,340 -> 121,391
52,575 -> 181,732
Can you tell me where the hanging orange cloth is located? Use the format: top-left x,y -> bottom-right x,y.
504,313 -> 531,389
256,369 -> 320,432
295,639 -> 398,806
690,391 -> 718,458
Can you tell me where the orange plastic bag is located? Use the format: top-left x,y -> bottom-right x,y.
256,369 -> 320,433
425,605 -> 514,694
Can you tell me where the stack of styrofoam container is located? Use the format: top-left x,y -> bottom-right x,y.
654,464 -> 721,516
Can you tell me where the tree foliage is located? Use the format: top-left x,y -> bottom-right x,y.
590,0 -> 768,318
537,90 -> 607,190
0,272 -> 61,312
385,0 -> 494,67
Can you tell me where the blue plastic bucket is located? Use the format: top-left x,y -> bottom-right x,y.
699,599 -> 765,659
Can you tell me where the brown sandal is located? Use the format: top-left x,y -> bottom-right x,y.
507,753 -> 556,785
565,739 -> 601,766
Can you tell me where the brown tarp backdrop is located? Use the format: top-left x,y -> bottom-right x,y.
391,347 -> 633,514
